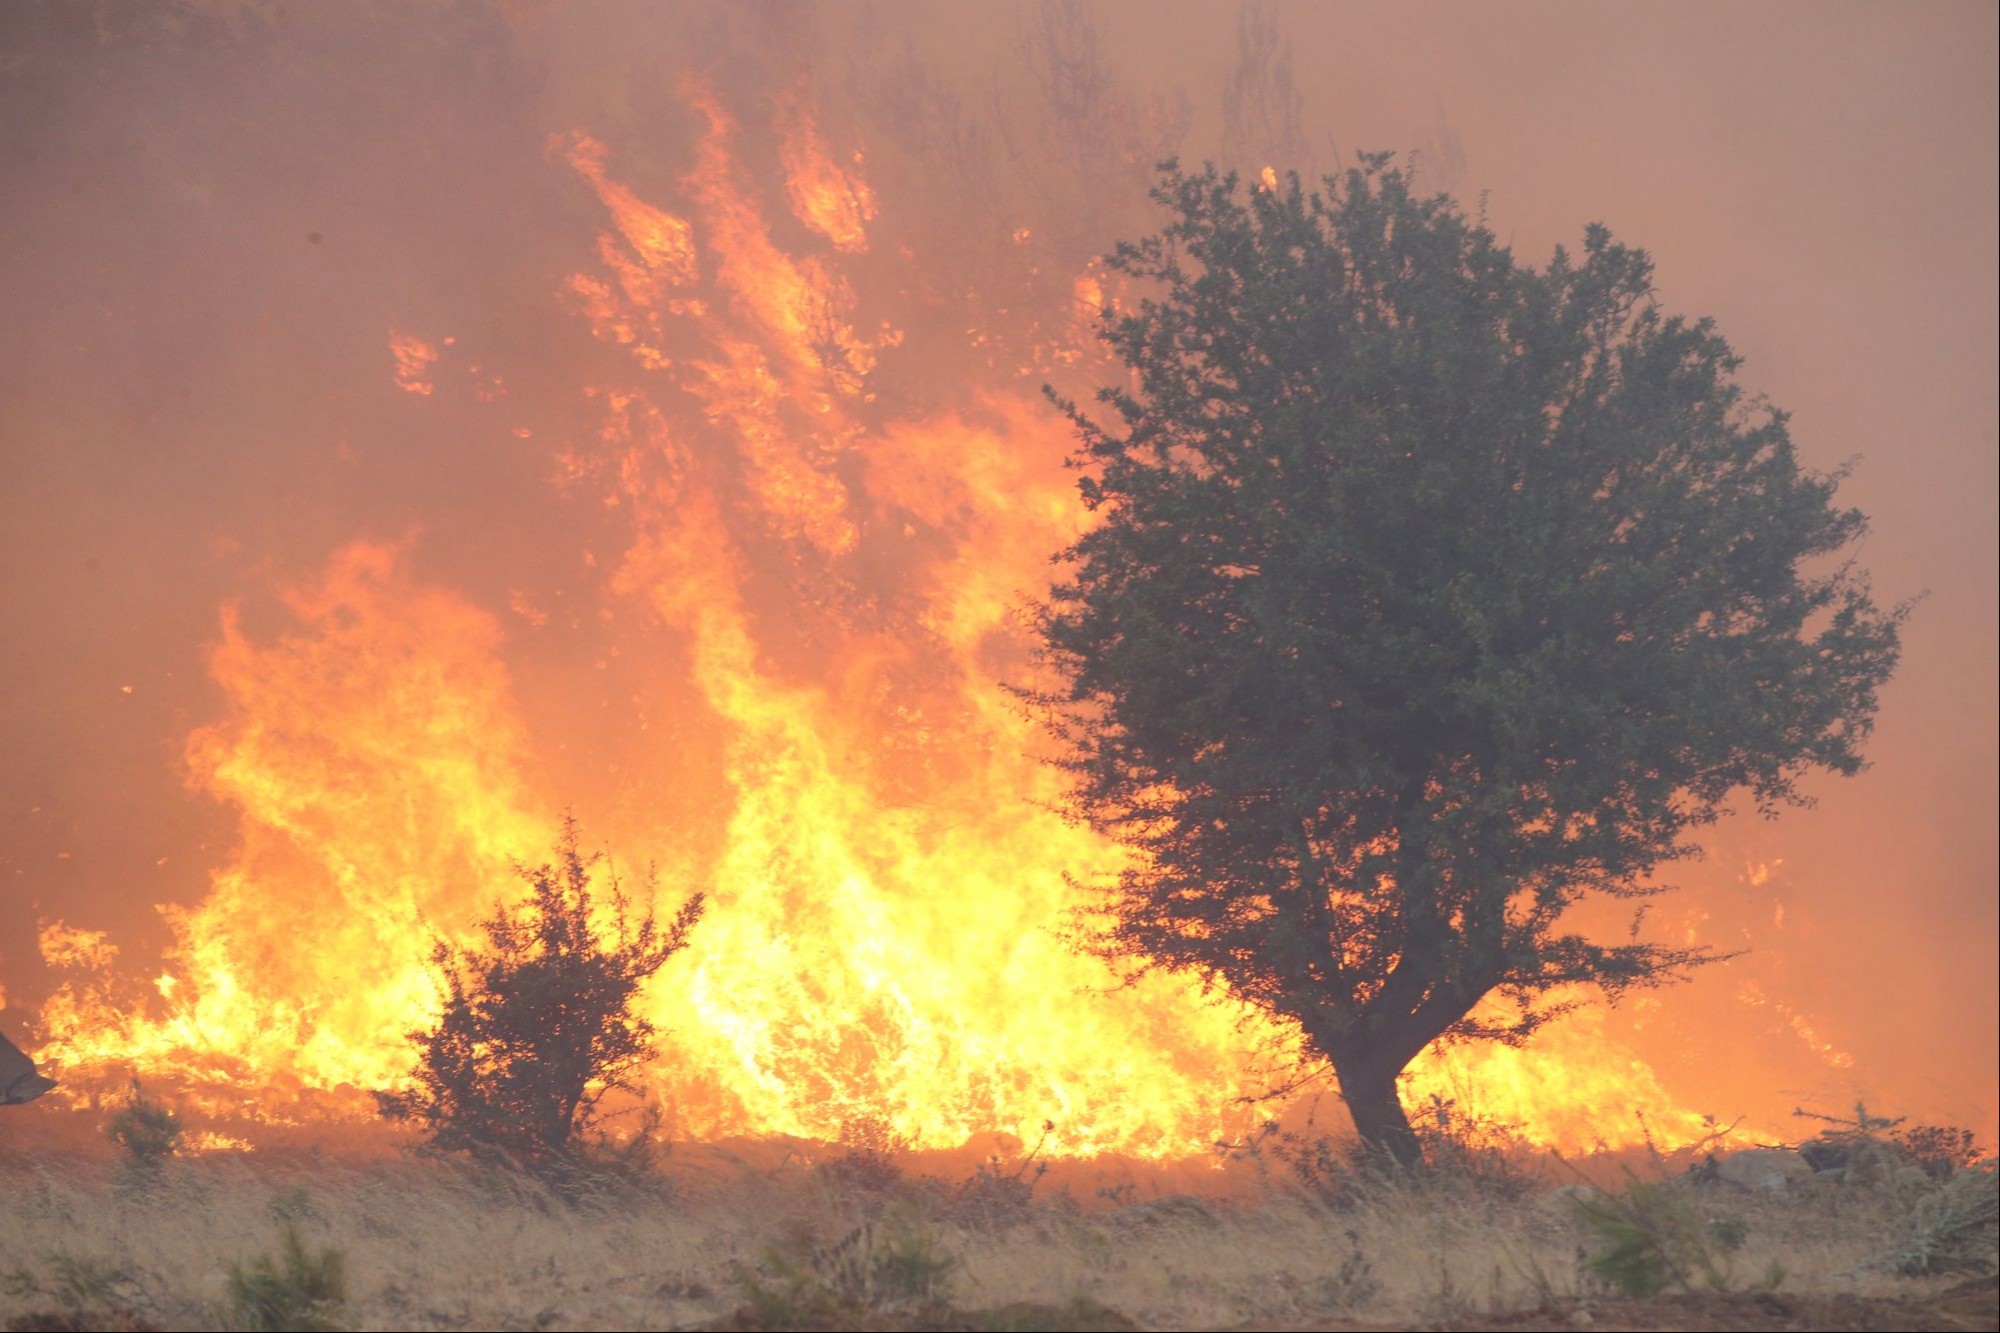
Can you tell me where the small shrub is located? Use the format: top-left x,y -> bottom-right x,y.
947,1126 -> 1052,1230
1,1254 -> 155,1330
266,1187 -> 321,1226
1792,1100 -> 1901,1141
225,1224 -> 348,1332
376,816 -> 704,1172
1231,1096 -> 1539,1206
1896,1125 -> 1987,1181
536,1106 -> 678,1205
1570,1171 -> 1751,1297
1093,1180 -> 1140,1207
732,1262 -> 844,1331
1253,1122 -> 1355,1202
814,1115 -> 913,1197
2,1256 -> 130,1309
1871,1158 -> 1999,1276
1306,1231 -> 1380,1313
1418,1257 -> 1475,1327
1792,1099 -> 1914,1184
971,1296 -> 1135,1331
733,1220 -> 956,1328
1217,1112 -> 1379,1206
866,1229 -> 957,1306
105,1081 -> 182,1174
1410,1093 -> 1543,1196
1791,1101 -> 1983,1194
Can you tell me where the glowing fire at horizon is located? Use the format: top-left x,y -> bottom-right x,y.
23,77 -> 1786,1159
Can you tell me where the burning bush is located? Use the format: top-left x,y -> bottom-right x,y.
375,817 -> 704,1171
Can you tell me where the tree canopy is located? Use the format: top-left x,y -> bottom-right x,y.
1034,158 -> 1906,1165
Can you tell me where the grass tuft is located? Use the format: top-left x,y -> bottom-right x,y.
225,1223 -> 349,1332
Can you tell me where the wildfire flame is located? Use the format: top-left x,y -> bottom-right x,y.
388,331 -> 439,396
27,74 -> 1810,1158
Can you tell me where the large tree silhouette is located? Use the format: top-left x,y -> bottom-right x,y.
1033,159 -> 1906,1166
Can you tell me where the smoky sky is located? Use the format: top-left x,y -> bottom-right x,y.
2,1 -> 1994,1136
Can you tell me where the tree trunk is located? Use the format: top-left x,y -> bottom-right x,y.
1338,1061 -> 1423,1170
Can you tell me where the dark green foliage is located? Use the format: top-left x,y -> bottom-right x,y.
1033,158 -> 1907,1165
225,1224 -> 347,1332
106,1081 -> 182,1174
376,816 -> 704,1168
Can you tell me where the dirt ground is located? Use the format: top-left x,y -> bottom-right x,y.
1319,1275 -> 2000,1332
695,1278 -> 2000,1330
685,1281 -> 2000,1330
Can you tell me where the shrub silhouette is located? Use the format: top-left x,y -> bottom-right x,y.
376,817 -> 704,1168
106,1080 -> 182,1177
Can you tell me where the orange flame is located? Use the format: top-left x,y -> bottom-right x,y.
388,331 -> 438,395
36,542 -> 544,1107
777,82 -> 879,254
26,78 -> 1811,1158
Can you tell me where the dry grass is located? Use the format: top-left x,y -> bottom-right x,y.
0,1143 -> 1984,1331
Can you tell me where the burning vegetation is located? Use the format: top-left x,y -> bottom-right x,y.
0,0 -> 1992,1284
3,5 -> 1998,1331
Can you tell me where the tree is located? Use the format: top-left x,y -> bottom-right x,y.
1032,159 -> 1907,1167
377,817 -> 705,1166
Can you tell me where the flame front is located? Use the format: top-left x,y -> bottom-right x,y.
30,76 -> 1772,1157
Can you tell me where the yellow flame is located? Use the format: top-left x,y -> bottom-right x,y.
29,79 -> 1773,1159
37,542 -> 545,1108
38,921 -> 119,972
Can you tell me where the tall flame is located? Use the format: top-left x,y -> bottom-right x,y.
778,82 -> 879,255
37,543 -> 545,1104
27,76 -> 1791,1157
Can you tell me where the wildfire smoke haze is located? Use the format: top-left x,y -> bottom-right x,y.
1,3 -> 1993,1161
